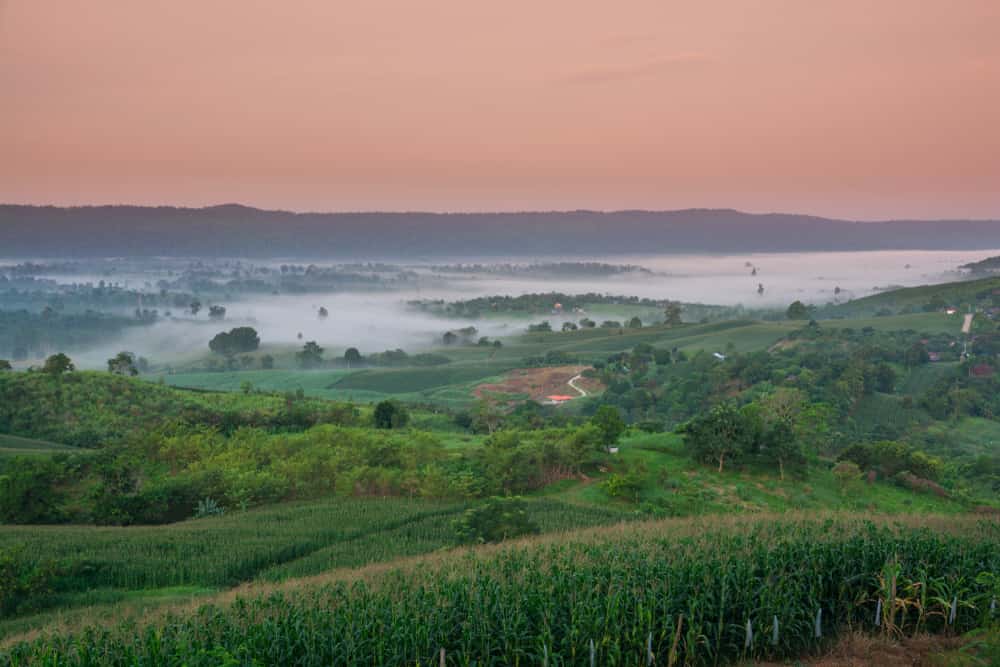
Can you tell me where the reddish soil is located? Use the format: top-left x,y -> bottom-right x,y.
474,365 -> 604,403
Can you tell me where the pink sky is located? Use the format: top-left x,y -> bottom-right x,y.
2,1 -> 998,218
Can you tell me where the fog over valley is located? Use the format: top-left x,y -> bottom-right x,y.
3,249 -> 997,368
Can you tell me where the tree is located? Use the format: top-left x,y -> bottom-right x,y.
260,354 -> 275,370
0,360 -> 11,371
664,302 -> 683,327
373,400 -> 409,429
472,398 -> 503,434
591,405 -> 625,450
682,402 -> 753,473
107,351 -> 138,376
627,316 -> 642,329
318,306 -> 329,319
189,300 -> 202,316
41,353 -> 74,375
442,331 -> 458,345
562,322 -> 578,332
579,318 -> 596,328
344,347 -> 363,368
208,305 -> 227,321
296,341 -> 324,369
452,497 -> 539,544
786,301 -> 810,320
208,327 -> 260,356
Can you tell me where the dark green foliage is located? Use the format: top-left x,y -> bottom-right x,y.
786,300 -> 810,320
373,400 -> 409,429
296,341 -> 324,368
41,353 -> 74,375
0,457 -> 66,523
208,327 -> 260,356
106,351 -> 138,376
591,405 -> 625,449
343,347 -> 363,366
681,402 -> 755,472
452,496 -> 539,544
838,440 -> 943,481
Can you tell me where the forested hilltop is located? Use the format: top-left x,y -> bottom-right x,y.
4,204 -> 1000,257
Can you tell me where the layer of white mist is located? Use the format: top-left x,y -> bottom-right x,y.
14,249 -> 999,369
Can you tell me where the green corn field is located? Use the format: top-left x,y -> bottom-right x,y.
2,515 -> 998,666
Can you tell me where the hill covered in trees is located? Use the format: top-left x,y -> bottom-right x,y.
4,204 -> 1000,257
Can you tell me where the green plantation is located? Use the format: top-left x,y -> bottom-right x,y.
2,515 -> 998,665
0,497 -> 629,635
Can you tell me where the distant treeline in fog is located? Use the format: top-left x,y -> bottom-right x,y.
4,205 -> 1000,257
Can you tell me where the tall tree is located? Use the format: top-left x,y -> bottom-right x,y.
296,341 -> 324,369
663,302 -> 683,326
107,351 -> 139,376
344,347 -> 363,367
591,405 -> 626,451
41,353 -> 74,375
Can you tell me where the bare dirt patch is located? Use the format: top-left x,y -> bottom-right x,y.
753,631 -> 966,666
474,365 -> 604,403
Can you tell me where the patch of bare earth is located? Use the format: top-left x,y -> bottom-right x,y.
474,365 -> 604,403
752,631 -> 966,666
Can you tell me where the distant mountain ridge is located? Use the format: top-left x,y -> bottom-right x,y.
2,204 -> 1000,258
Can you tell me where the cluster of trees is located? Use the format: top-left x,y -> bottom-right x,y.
209,327 -> 260,357
681,392 -> 816,479
442,327 -> 480,345
589,324 -> 971,431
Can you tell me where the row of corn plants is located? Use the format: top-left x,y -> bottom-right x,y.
0,498 -> 629,620
2,517 -> 997,665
